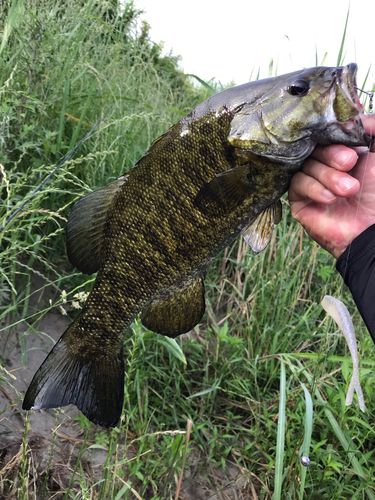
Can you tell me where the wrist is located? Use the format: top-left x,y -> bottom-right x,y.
333,219 -> 375,259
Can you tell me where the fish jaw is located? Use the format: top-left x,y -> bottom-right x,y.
312,63 -> 370,147
334,63 -> 363,121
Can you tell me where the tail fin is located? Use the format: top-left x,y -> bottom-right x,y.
22,322 -> 124,427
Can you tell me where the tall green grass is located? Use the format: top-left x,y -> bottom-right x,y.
1,1 -> 375,499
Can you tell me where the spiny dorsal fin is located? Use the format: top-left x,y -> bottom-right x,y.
242,200 -> 282,254
194,164 -> 255,217
141,274 -> 206,337
66,175 -> 128,274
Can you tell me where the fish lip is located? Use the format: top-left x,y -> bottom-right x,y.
333,63 -> 371,146
339,63 -> 363,113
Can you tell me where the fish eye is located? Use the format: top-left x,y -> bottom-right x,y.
288,79 -> 310,96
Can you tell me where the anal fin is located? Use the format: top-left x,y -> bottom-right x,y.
242,200 -> 282,254
141,274 -> 206,337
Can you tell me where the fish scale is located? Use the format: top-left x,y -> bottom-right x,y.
23,63 -> 370,426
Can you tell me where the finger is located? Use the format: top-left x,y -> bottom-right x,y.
360,115 -> 375,152
289,171 -> 337,204
361,114 -> 375,137
302,158 -> 360,197
310,144 -> 358,171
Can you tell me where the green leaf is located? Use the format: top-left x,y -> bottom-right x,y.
186,74 -> 215,93
115,485 -> 128,500
300,383 -> 314,498
88,444 -> 107,450
188,379 -> 221,398
337,7 -> 349,67
0,0 -> 25,56
89,15 -> 119,43
156,337 -> 187,366
272,359 -> 286,500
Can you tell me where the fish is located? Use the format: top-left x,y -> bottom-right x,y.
321,295 -> 365,412
23,63 -> 370,427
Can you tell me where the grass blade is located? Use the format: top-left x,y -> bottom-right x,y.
175,419 -> 192,500
0,0 -> 24,56
156,336 -> 187,366
272,358 -> 286,500
299,383 -> 313,498
187,74 -> 215,93
68,80 -> 97,150
337,7 -> 349,66
289,356 -> 375,500
56,79 -> 70,155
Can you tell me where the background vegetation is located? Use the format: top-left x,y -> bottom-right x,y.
1,1 -> 374,499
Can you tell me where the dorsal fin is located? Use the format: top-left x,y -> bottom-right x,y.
242,200 -> 282,254
66,175 -> 128,274
141,274 -> 206,337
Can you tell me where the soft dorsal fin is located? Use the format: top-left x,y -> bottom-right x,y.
141,274 -> 206,337
66,175 -> 128,274
242,200 -> 282,254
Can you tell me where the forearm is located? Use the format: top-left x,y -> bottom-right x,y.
336,224 -> 375,344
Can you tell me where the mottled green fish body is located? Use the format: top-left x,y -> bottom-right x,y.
23,64 -> 369,426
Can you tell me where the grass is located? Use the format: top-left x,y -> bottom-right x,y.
1,1 -> 375,499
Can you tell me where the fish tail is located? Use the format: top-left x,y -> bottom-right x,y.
22,320 -> 124,427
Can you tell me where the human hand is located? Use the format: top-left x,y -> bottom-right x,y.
288,115 -> 375,259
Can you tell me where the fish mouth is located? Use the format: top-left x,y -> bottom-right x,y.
330,63 -> 371,146
334,63 -> 363,121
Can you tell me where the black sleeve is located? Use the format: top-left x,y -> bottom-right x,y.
336,224 -> 375,345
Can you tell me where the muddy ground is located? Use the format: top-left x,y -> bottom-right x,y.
0,277 -> 257,499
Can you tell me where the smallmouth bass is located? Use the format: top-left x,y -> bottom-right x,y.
23,63 -> 370,426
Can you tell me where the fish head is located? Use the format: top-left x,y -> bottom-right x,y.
228,63 -> 370,164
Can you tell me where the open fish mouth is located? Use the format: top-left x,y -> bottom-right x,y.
310,63 -> 370,146
344,63 -> 374,115
333,63 -> 363,122
326,63 -> 371,146
343,63 -> 363,111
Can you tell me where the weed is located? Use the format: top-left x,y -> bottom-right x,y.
0,1 -> 374,499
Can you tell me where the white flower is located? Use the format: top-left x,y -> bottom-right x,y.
74,291 -> 89,303
59,305 -> 67,316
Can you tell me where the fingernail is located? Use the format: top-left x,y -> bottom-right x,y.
333,150 -> 355,167
322,189 -> 336,201
338,177 -> 358,192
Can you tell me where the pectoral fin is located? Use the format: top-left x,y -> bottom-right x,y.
194,165 -> 255,217
141,274 -> 206,337
66,175 -> 128,274
242,200 -> 282,254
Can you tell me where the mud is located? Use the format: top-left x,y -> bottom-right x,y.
0,276 -> 254,499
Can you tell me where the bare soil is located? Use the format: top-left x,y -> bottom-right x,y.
0,276 -> 257,499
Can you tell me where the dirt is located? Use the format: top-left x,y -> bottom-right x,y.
0,276 -> 257,499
